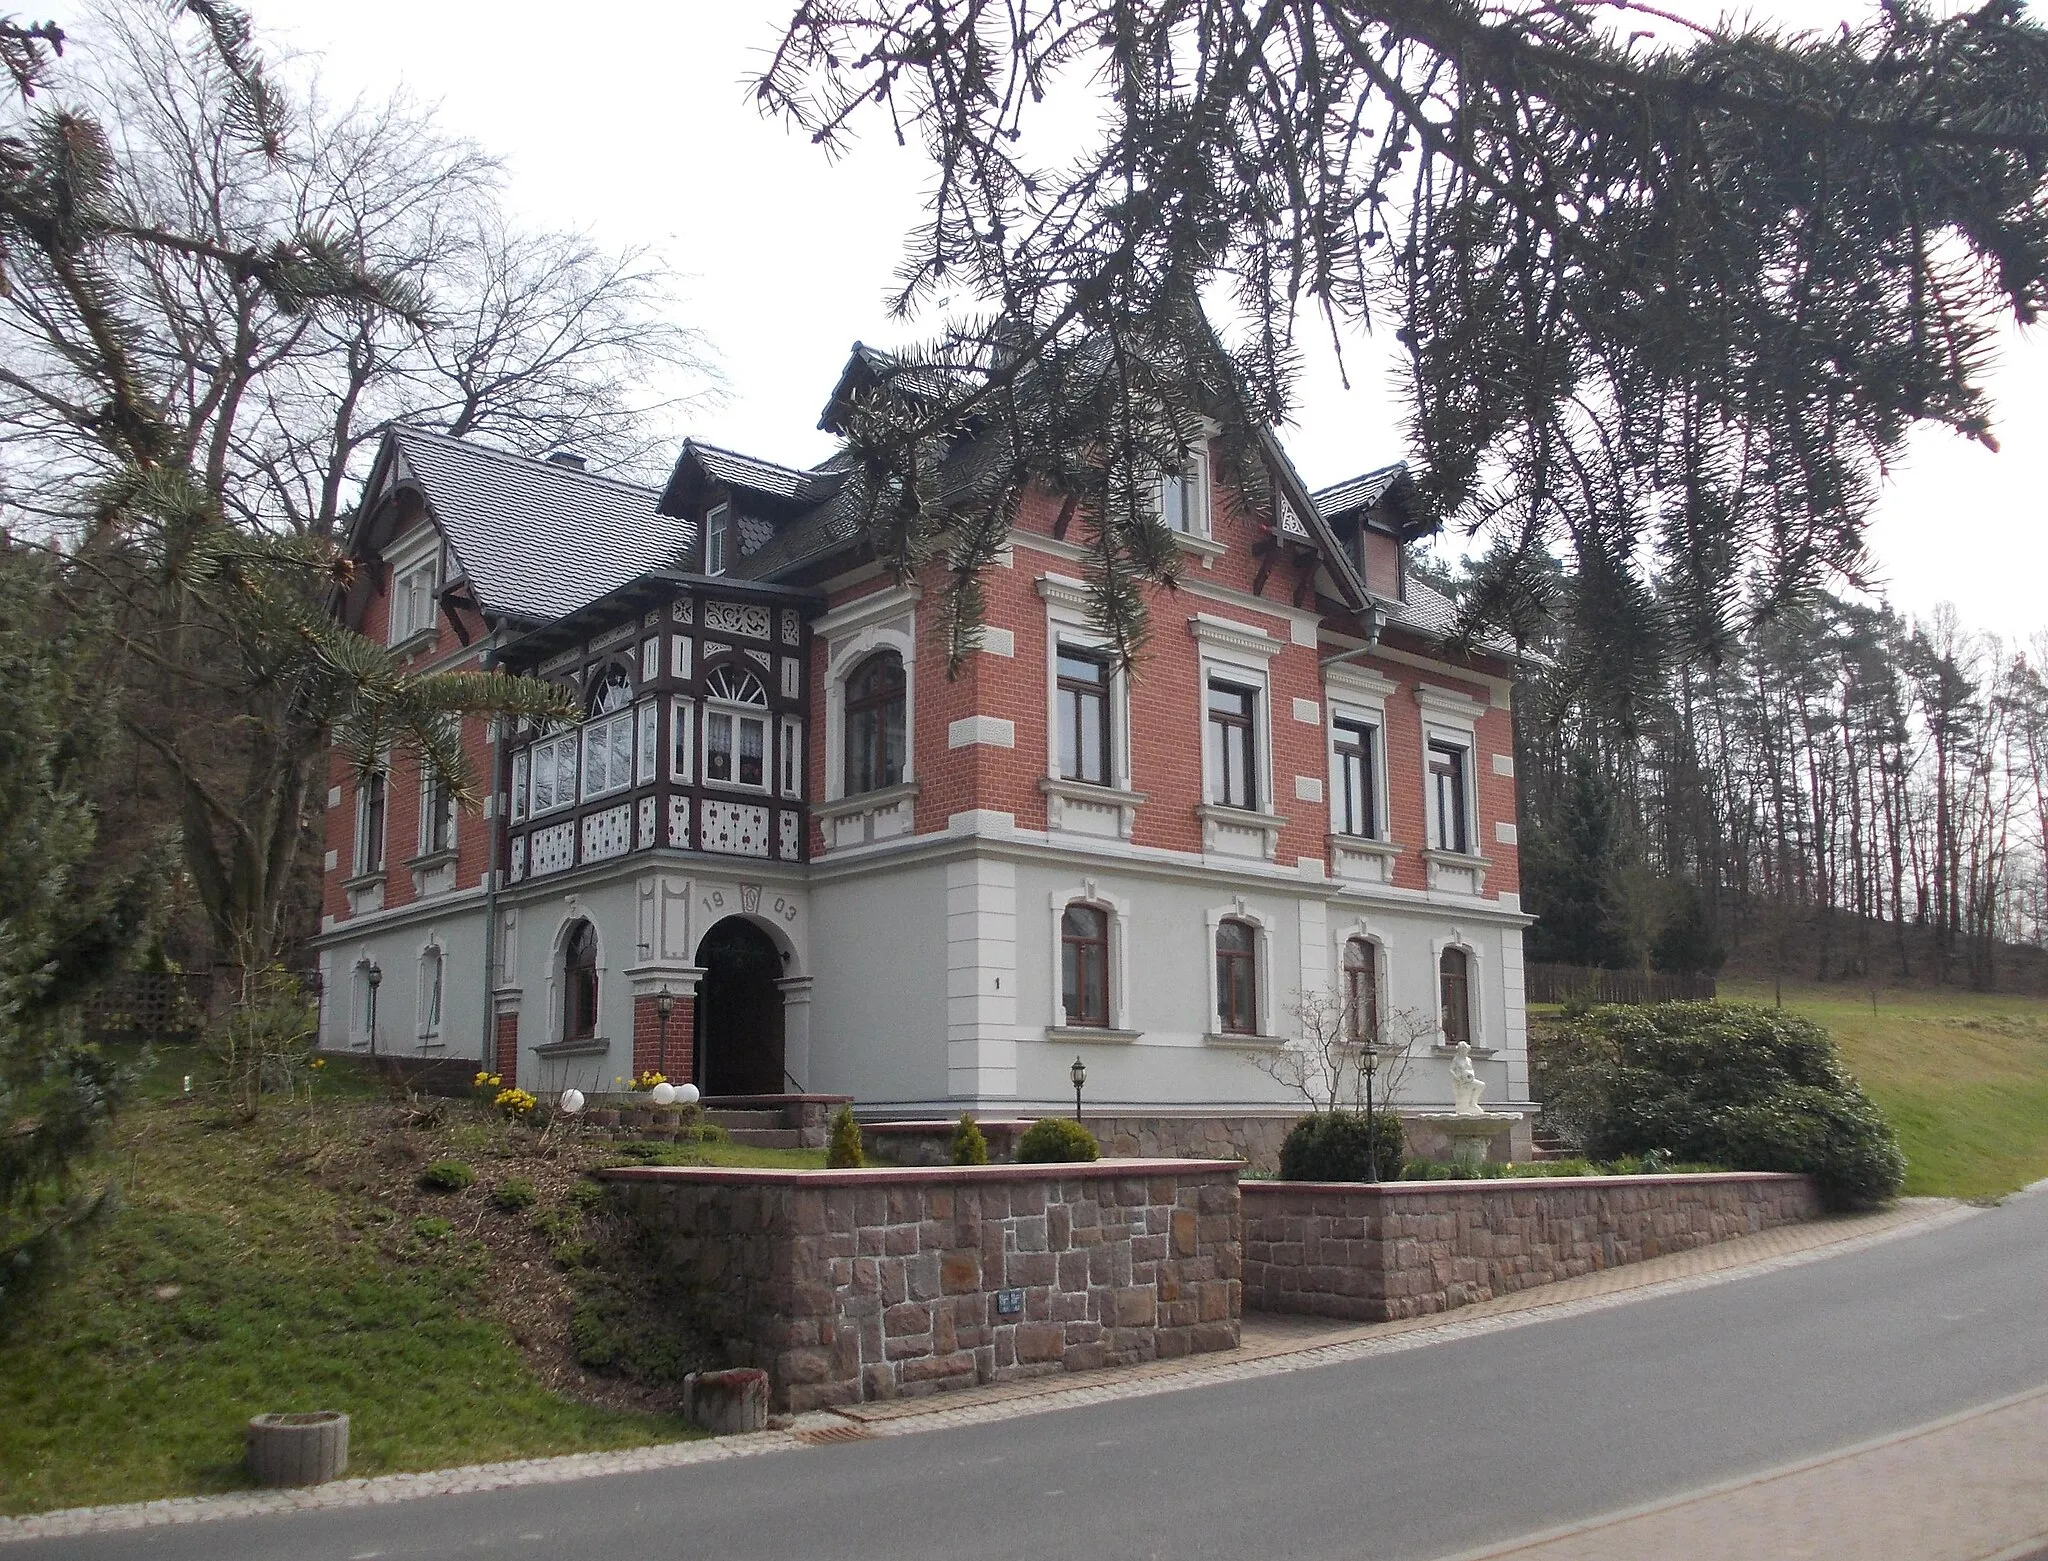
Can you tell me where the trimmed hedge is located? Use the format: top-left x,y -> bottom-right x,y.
1536,1001 -> 1904,1210
1278,1110 -> 1406,1183
1016,1117 -> 1099,1164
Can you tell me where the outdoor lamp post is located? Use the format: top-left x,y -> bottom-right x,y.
1070,1055 -> 1086,1123
1362,1039 -> 1380,1183
365,961 -> 382,1058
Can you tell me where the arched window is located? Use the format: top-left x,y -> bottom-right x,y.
418,945 -> 444,1040
1061,904 -> 1110,1028
581,663 -> 637,800
844,651 -> 906,796
1344,938 -> 1380,1046
564,920 -> 599,1041
1216,919 -> 1259,1036
1439,946 -> 1472,1047
588,664 -> 634,716
703,665 -> 771,790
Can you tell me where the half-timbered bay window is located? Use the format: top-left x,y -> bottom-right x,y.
1056,647 -> 1112,785
581,668 -> 638,801
1344,937 -> 1381,1046
844,650 -> 906,795
1428,740 -> 1470,854
353,769 -> 387,875
1439,946 -> 1472,1047
1060,903 -> 1111,1028
1216,918 -> 1259,1035
527,731 -> 578,815
1206,679 -> 1258,810
1333,719 -> 1379,838
703,666 -> 770,791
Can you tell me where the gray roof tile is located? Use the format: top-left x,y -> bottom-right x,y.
389,428 -> 692,623
1313,463 -> 1406,520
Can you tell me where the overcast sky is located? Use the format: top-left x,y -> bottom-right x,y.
231,0 -> 2045,643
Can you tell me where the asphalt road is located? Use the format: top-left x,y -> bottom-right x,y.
30,1191 -> 2048,1561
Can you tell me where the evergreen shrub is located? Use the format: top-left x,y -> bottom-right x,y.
1016,1117 -> 1099,1163
491,1177 -> 538,1212
1536,1001 -> 1904,1210
827,1104 -> 864,1169
1278,1111 -> 1405,1182
950,1113 -> 990,1165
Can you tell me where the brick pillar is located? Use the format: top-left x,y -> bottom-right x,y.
632,991 -> 695,1084
494,1009 -> 519,1083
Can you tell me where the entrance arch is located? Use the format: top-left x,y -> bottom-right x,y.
694,916 -> 787,1096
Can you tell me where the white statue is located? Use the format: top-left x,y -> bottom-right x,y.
1448,1041 -> 1487,1116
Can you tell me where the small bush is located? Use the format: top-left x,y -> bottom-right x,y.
567,1178 -> 607,1211
1017,1117 -> 1099,1164
411,1215 -> 452,1242
1538,1001 -> 1905,1210
1279,1111 -> 1405,1183
950,1113 -> 990,1166
491,1177 -> 538,1213
827,1104 -> 865,1169
417,1159 -> 477,1193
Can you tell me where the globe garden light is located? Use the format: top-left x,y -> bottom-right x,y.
650,1081 -> 677,1106
677,1083 -> 700,1107
559,1088 -> 585,1115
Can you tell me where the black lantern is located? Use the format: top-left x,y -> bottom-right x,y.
364,960 -> 383,1058
1362,1039 -> 1381,1183
655,984 -> 675,1079
1070,1055 -> 1087,1123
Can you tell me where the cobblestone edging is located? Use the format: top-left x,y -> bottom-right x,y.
600,1159 -> 1242,1411
1243,1171 -> 1825,1321
0,1200 -> 1970,1547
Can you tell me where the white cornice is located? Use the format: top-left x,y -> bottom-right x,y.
812,582 -> 920,641
1035,572 -> 1094,615
1189,612 -> 1283,662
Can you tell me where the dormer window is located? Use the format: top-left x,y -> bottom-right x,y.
1158,447 -> 1210,537
389,554 -> 438,644
705,504 -> 730,576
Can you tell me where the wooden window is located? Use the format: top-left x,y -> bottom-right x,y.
1159,448 -> 1209,536
419,769 -> 453,856
669,696 -> 695,782
528,732 -> 578,815
390,555 -> 438,643
1060,904 -> 1111,1027
1056,647 -> 1112,785
418,946 -> 444,1039
1207,680 -> 1258,810
1216,918 -> 1259,1035
705,504 -> 730,576
780,716 -> 803,798
510,750 -> 528,823
703,666 -> 770,791
354,770 -> 387,875
844,650 -> 906,795
1344,938 -> 1380,1046
1429,740 -> 1470,854
1334,719 -> 1378,838
564,920 -> 599,1041
1440,946 -> 1472,1047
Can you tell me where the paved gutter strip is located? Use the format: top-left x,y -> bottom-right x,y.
0,1197 -> 1975,1545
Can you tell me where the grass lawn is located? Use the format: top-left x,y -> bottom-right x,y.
0,1063 -> 820,1517
1718,980 -> 2048,1202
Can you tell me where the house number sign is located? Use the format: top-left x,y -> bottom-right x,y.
995,1288 -> 1025,1317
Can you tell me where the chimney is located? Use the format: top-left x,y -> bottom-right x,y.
544,451 -> 587,471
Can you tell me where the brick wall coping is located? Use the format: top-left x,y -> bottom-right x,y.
861,1118 -> 1039,1134
594,1157 -> 1241,1189
1243,1170 -> 1811,1196
700,1094 -> 854,1107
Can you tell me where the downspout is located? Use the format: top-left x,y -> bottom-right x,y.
1319,601 -> 1386,668
478,633 -> 502,1068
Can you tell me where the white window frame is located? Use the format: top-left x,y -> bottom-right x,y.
640,637 -> 660,682
1426,735 -> 1475,856
581,709 -> 637,802
1337,929 -> 1388,1048
817,587 -> 919,804
527,731 -> 578,817
636,700 -> 659,786
669,695 -> 696,782
417,940 -> 445,1043
349,954 -> 376,1047
388,553 -> 440,647
671,636 -> 693,680
705,503 -> 730,576
1329,714 -> 1384,840
1325,662 -> 1396,842
1203,898 -> 1277,1043
1190,615 -> 1281,815
510,749 -> 528,823
701,668 -> 772,796
1046,884 -> 1134,1035
417,766 -> 456,857
779,715 -> 803,799
1157,442 -> 1212,539
352,765 -> 389,875
1430,929 -> 1487,1051
1416,684 -> 1484,859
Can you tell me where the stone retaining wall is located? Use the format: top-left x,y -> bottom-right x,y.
1243,1172 -> 1822,1322
601,1160 -> 1241,1412
1083,1111 -> 1539,1173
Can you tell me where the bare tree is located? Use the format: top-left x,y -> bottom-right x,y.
1250,986 -> 1425,1117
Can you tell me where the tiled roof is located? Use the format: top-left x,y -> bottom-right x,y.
685,441 -> 834,504
1313,463 -> 1406,520
388,428 -> 693,623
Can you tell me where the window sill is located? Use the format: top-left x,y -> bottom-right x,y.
1046,1025 -> 1142,1045
1169,531 -> 1227,565
1423,848 -> 1493,870
1430,1044 -> 1496,1059
1329,833 -> 1401,885
1331,833 -> 1400,856
700,781 -> 775,799
1042,777 -> 1146,842
533,1036 -> 609,1060
1423,847 -> 1492,895
1205,1032 -> 1289,1050
340,869 -> 385,893
407,848 -> 458,872
813,780 -> 920,822
388,626 -> 437,658
815,781 -> 919,850
1196,803 -> 1285,861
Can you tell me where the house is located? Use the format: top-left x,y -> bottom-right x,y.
315,345 -> 1537,1163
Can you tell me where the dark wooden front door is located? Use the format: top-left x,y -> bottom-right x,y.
694,916 -> 786,1096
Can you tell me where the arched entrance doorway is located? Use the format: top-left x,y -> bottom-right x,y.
694,916 -> 786,1096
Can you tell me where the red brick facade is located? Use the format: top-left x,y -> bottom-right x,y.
631,992 -> 696,1083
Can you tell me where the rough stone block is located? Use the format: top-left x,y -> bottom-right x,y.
683,1368 -> 770,1435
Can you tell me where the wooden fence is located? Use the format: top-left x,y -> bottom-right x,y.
80,971 -> 210,1042
1525,963 -> 1717,1006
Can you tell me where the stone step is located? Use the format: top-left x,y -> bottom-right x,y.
724,1128 -> 803,1150
705,1109 -> 784,1129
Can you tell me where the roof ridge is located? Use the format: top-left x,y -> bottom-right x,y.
1311,460 -> 1405,500
391,424 -> 663,497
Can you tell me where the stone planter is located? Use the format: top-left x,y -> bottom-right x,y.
246,1410 -> 349,1487
682,1368 -> 769,1433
